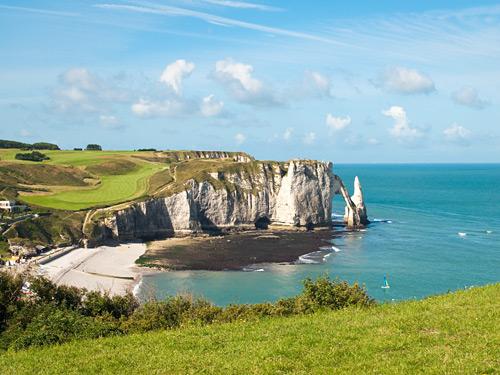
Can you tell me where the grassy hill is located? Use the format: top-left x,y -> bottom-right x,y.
0,149 -> 166,210
1,284 -> 498,374
0,148 -> 255,211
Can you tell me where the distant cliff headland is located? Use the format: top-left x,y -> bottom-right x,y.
0,141 -> 367,256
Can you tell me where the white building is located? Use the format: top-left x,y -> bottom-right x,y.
0,200 -> 27,213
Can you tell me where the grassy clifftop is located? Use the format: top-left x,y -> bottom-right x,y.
1,284 -> 498,374
0,149 -> 258,211
0,147 -> 262,250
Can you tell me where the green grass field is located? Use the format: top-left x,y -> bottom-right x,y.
1,284 -> 498,374
0,150 -> 166,210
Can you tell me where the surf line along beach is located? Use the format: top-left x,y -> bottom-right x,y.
37,243 -> 147,296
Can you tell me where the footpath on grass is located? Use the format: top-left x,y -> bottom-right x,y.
1,284 -> 498,374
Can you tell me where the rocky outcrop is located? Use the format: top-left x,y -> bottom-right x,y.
162,151 -> 253,163
90,159 -> 368,244
333,175 -> 369,227
93,160 -> 336,242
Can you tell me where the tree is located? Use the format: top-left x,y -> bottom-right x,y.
32,142 -> 60,150
85,144 -> 102,151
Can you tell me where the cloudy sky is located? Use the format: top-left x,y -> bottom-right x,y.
1,0 -> 499,162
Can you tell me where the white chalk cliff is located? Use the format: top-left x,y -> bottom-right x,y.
92,159 -> 367,243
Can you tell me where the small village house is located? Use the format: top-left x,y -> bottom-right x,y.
0,200 -> 27,213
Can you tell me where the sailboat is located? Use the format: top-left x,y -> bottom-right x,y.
381,274 -> 390,289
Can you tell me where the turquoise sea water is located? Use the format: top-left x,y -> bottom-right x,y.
139,164 -> 500,305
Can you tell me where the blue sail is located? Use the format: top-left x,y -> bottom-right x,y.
382,275 -> 390,289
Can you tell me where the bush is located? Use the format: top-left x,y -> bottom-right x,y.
2,305 -> 121,351
82,291 -> 139,319
86,144 -> 102,151
301,275 -> 375,310
0,272 -> 375,351
0,272 -> 23,331
29,277 -> 84,311
14,151 -> 50,162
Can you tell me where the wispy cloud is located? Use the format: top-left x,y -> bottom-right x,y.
94,2 -> 345,45
201,0 -> 282,12
0,4 -> 79,17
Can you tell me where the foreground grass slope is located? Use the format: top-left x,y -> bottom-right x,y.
2,284 -> 498,374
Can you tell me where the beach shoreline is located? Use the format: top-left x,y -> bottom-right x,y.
38,243 -> 148,296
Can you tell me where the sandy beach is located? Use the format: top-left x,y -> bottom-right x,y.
38,243 -> 147,296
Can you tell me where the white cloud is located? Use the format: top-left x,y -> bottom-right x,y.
200,94 -> 224,117
54,69 -> 98,112
443,123 -> 471,145
382,106 -> 425,142
379,67 -> 435,95
20,129 -> 32,137
0,4 -> 79,17
303,132 -> 316,145
213,58 -> 279,106
131,98 -> 185,118
159,59 -> 195,95
95,3 -> 342,45
98,114 -> 123,129
234,133 -> 246,144
367,137 -> 380,145
304,71 -> 331,97
202,0 -> 282,11
99,114 -> 117,125
452,87 -> 489,109
52,68 -> 127,113
326,114 -> 351,132
283,127 -> 293,141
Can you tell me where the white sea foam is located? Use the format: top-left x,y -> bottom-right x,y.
372,218 -> 393,224
486,230 -> 493,234
332,246 -> 341,253
297,254 -> 319,264
132,277 -> 143,297
243,267 -> 265,272
458,232 -> 467,237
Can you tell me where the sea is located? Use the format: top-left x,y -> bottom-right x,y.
138,164 -> 500,305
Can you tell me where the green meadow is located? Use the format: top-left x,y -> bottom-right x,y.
0,149 -> 166,210
0,284 -> 498,374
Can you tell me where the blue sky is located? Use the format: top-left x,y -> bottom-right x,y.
1,0 -> 499,162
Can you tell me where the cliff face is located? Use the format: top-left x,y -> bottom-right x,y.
94,160 -> 335,242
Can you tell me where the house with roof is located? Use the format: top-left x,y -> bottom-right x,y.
0,200 -> 27,213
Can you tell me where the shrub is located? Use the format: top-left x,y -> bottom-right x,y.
0,272 -> 23,331
29,276 -> 84,311
82,291 -> 139,319
0,273 -> 375,351
2,305 -> 121,351
301,275 -> 375,310
14,151 -> 50,162
124,296 -> 195,332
